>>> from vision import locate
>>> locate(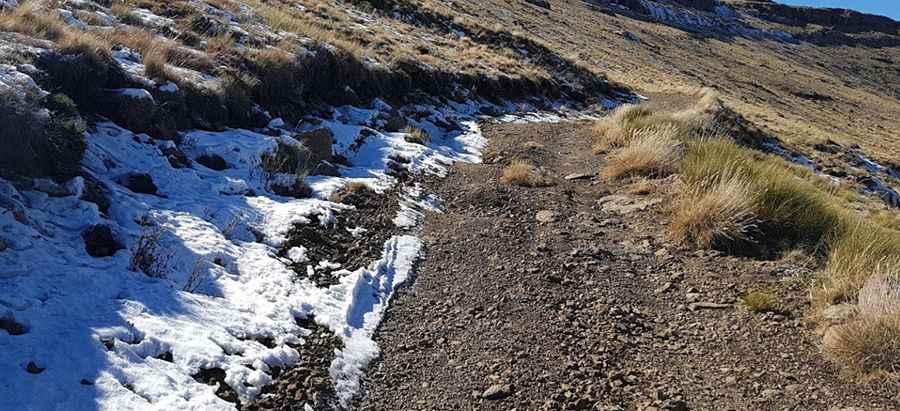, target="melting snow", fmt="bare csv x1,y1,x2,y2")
0,59,610,409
